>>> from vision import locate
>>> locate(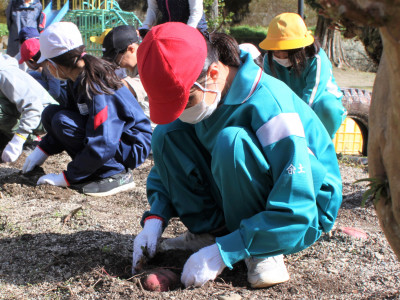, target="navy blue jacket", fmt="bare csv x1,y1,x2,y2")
41,79,152,183
6,0,43,56
156,0,207,32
